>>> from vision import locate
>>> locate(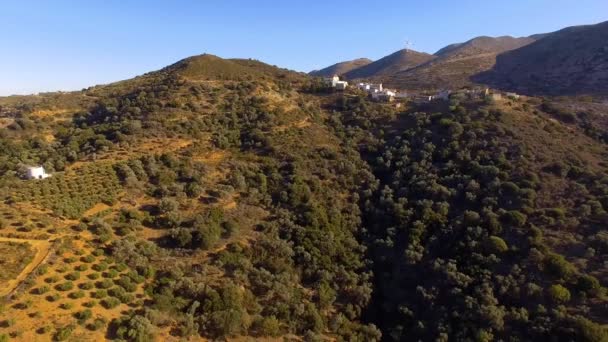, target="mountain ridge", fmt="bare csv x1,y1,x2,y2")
309,58,373,77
